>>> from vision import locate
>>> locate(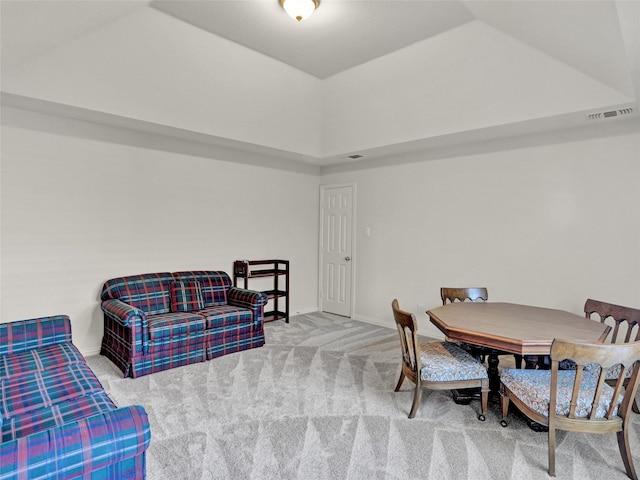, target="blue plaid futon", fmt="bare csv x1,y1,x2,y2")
0,315,150,479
